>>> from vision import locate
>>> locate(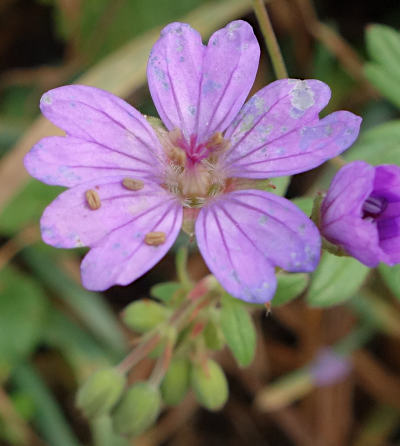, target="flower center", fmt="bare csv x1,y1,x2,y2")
362,196,388,220
158,127,230,208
